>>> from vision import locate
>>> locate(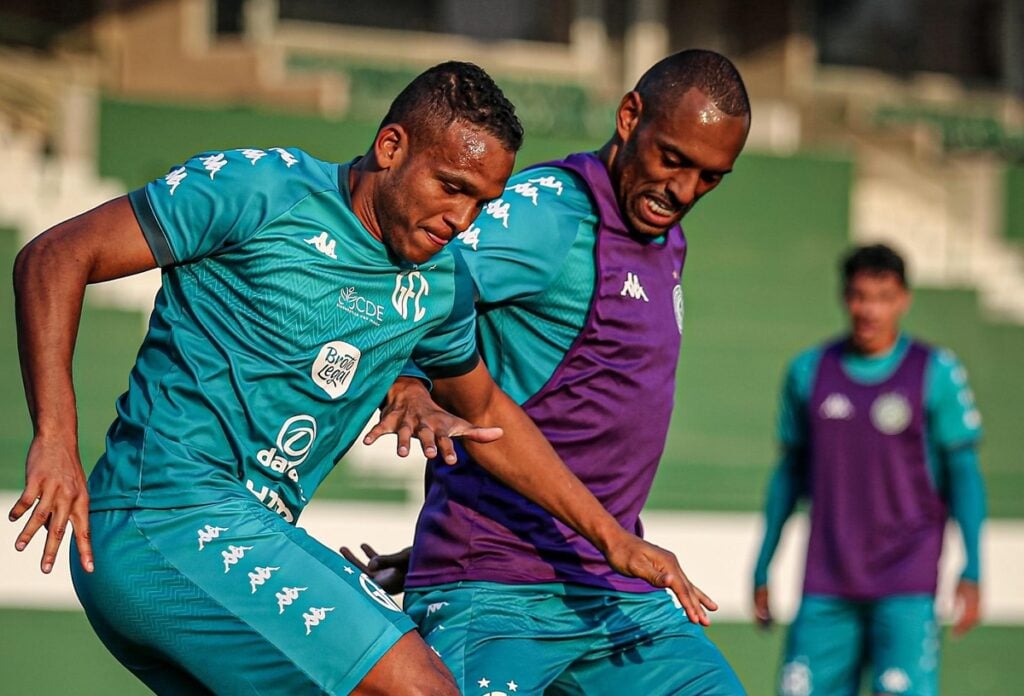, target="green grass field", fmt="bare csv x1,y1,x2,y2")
0,609,1019,695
